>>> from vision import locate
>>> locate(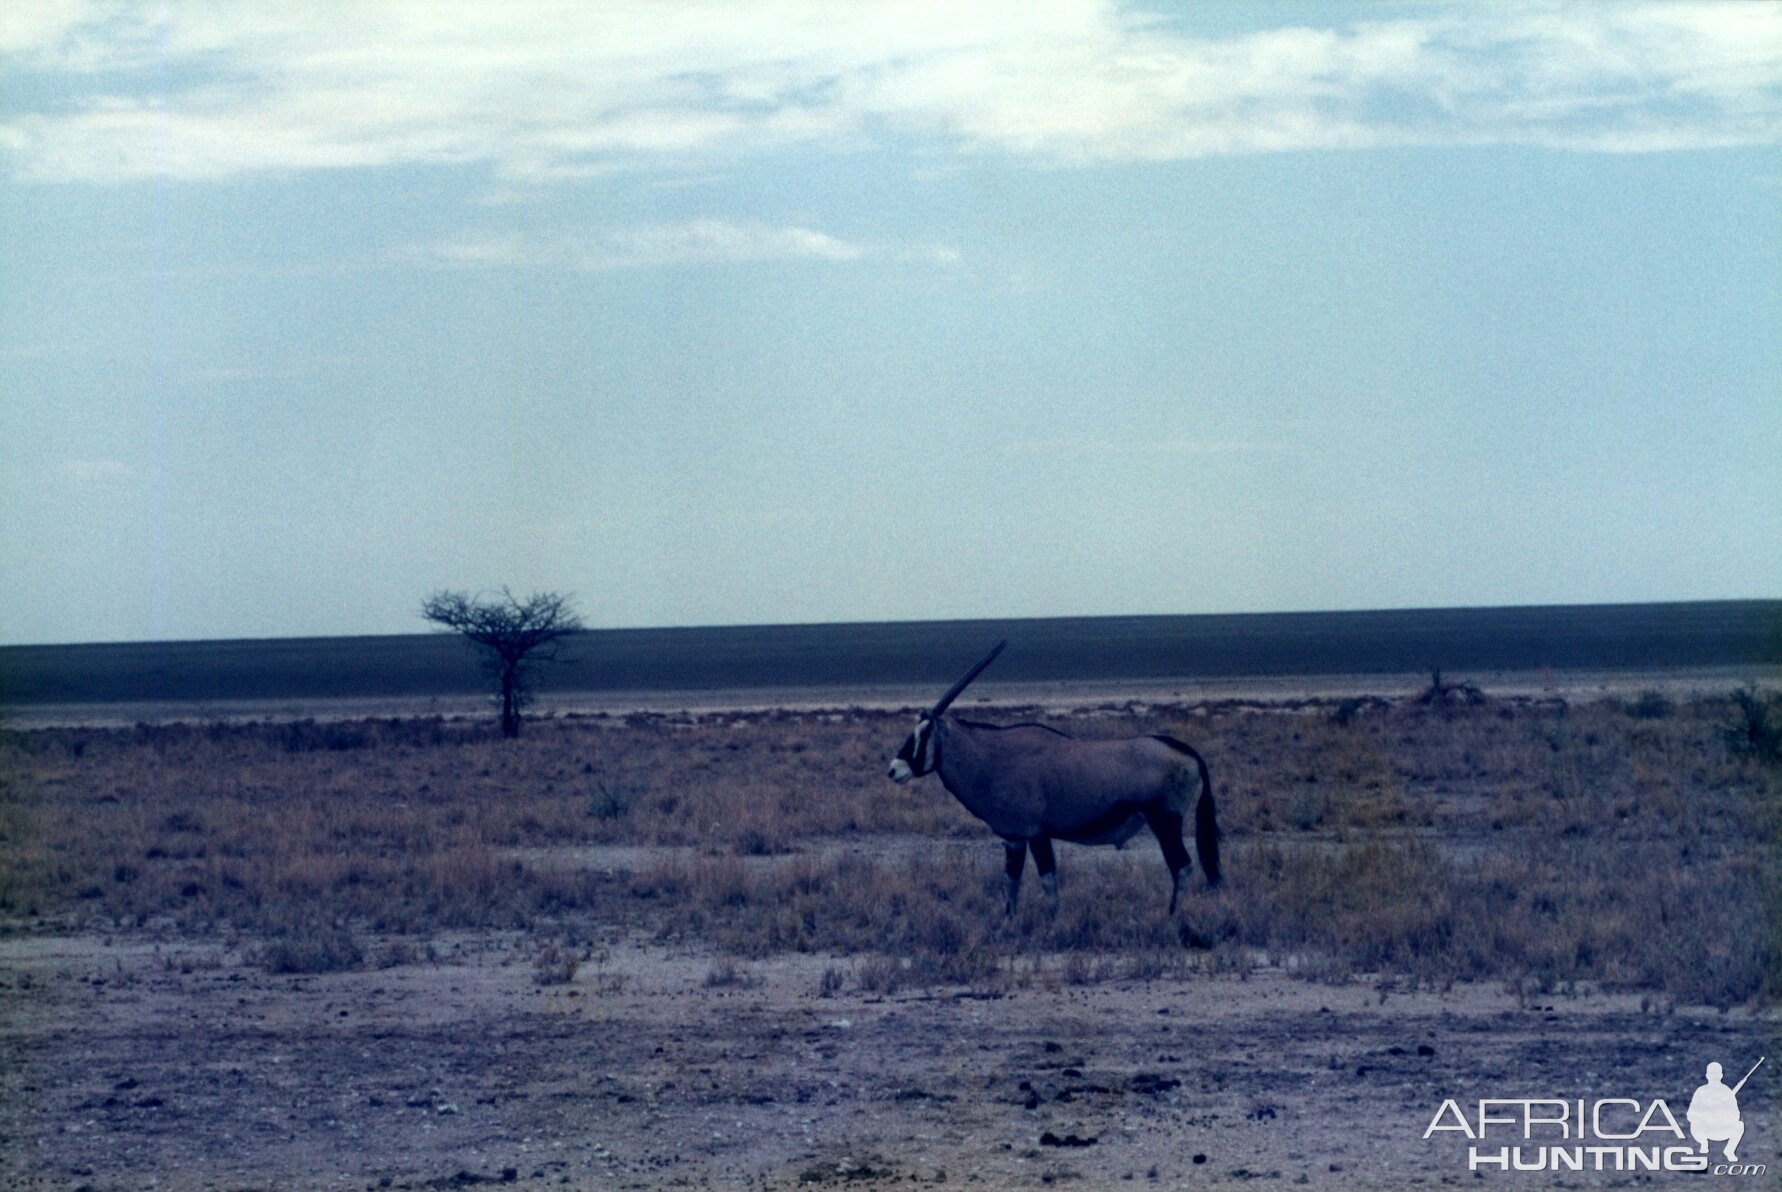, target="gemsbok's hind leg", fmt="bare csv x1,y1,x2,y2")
1143,808,1193,912
1031,836,1059,906
1001,839,1027,915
